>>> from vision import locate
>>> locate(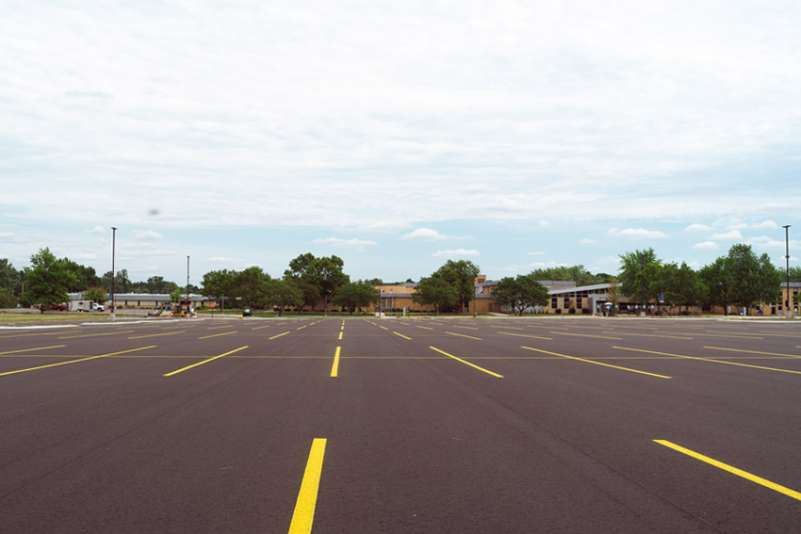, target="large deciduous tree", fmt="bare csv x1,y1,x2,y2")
412,276,458,314
493,275,549,315
264,279,303,316
23,248,76,312
333,281,379,314
432,260,480,313
284,253,349,312
618,248,660,309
